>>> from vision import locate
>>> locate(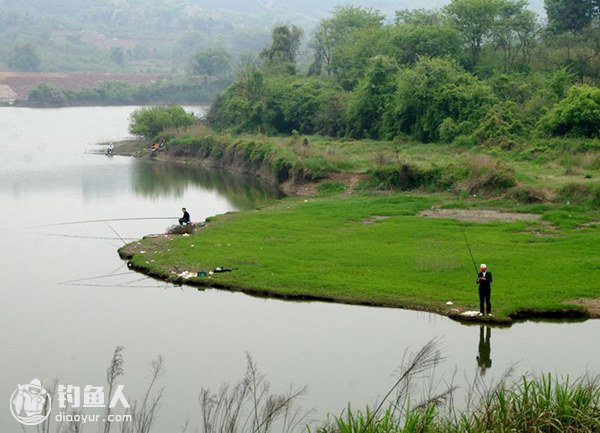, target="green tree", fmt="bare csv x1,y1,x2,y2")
129,106,196,138
347,55,398,138
445,0,503,69
27,84,65,106
110,47,125,66
207,67,271,132
95,81,135,104
389,23,462,65
260,25,303,73
329,16,461,90
539,84,600,137
189,48,231,77
326,27,390,89
395,9,447,26
383,57,497,142
492,0,538,69
266,76,342,134
8,43,41,71
544,0,599,33
309,6,385,75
